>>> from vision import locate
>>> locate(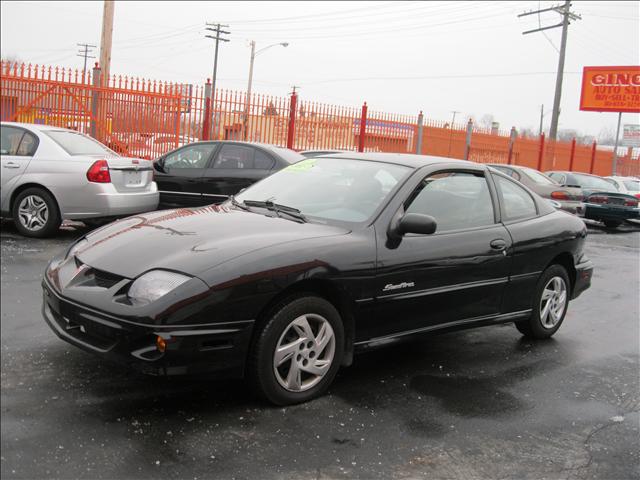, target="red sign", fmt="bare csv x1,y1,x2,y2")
579,66,640,113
